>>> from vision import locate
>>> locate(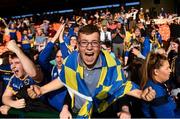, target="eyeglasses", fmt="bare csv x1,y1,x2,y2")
79,41,100,47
